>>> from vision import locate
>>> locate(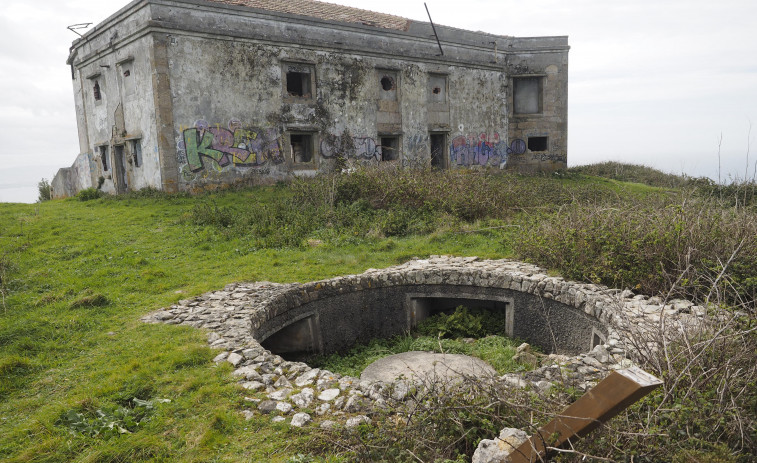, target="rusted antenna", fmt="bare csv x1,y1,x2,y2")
424,3,444,56
67,23,93,37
